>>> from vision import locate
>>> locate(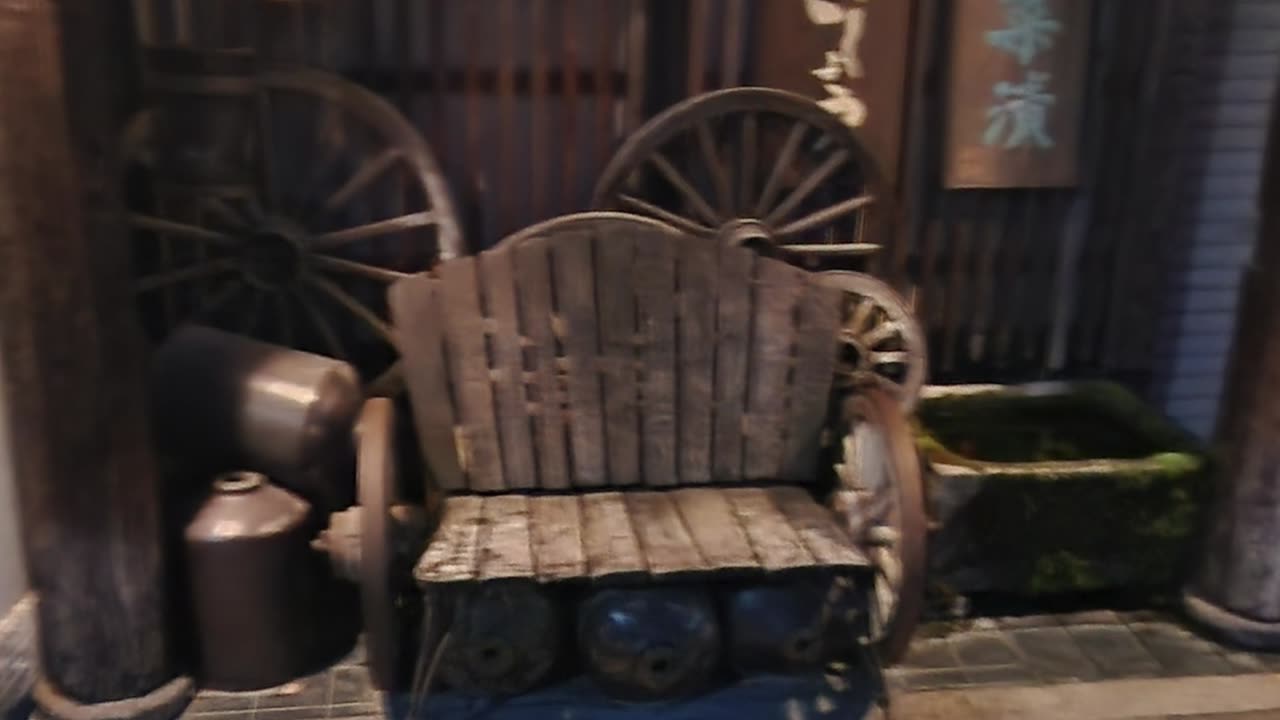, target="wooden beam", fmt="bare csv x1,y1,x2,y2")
0,0,188,712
